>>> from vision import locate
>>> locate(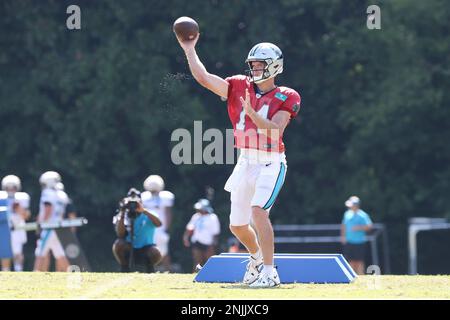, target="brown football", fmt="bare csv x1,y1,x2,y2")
173,16,199,41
